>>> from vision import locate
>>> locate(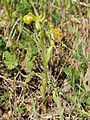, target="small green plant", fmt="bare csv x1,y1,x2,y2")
3,51,18,70
52,88,64,120
18,102,26,114
0,91,10,109
73,43,86,62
